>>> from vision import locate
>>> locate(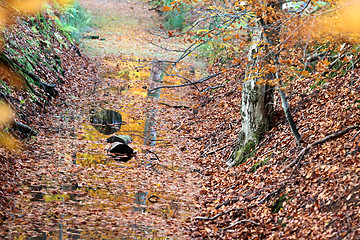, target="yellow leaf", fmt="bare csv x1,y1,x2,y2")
0,102,12,125
8,0,46,13
0,8,7,27
0,131,18,150
55,0,75,6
